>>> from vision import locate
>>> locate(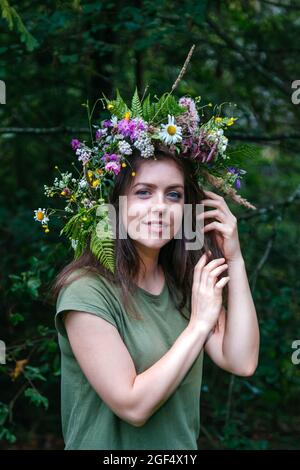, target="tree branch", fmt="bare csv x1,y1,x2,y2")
205,16,291,97
239,184,300,221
